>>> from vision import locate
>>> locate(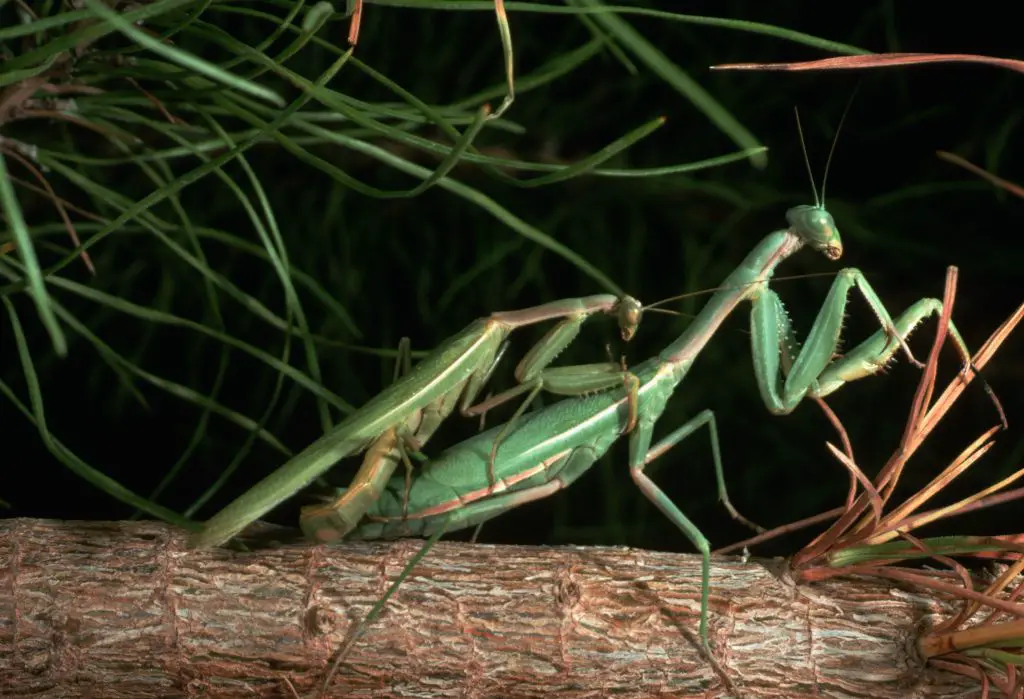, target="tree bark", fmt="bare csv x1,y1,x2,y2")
0,519,982,698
